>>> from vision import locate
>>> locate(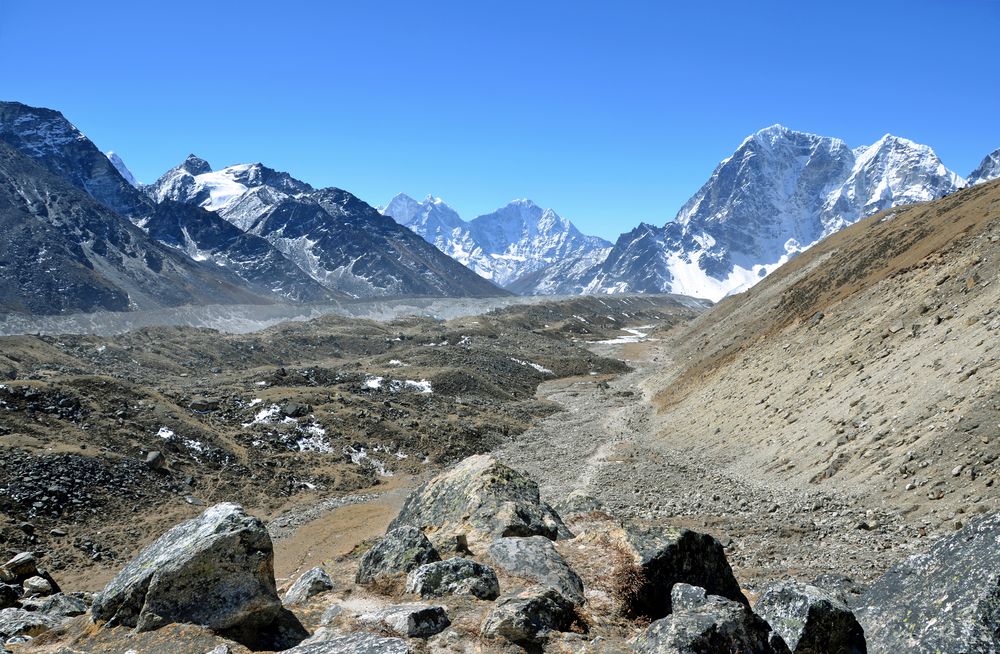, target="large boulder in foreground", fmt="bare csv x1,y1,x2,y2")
356,527,440,585
387,455,570,549
599,523,746,619
91,503,282,632
632,584,789,654
754,581,866,653
487,536,585,604
855,511,1000,654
